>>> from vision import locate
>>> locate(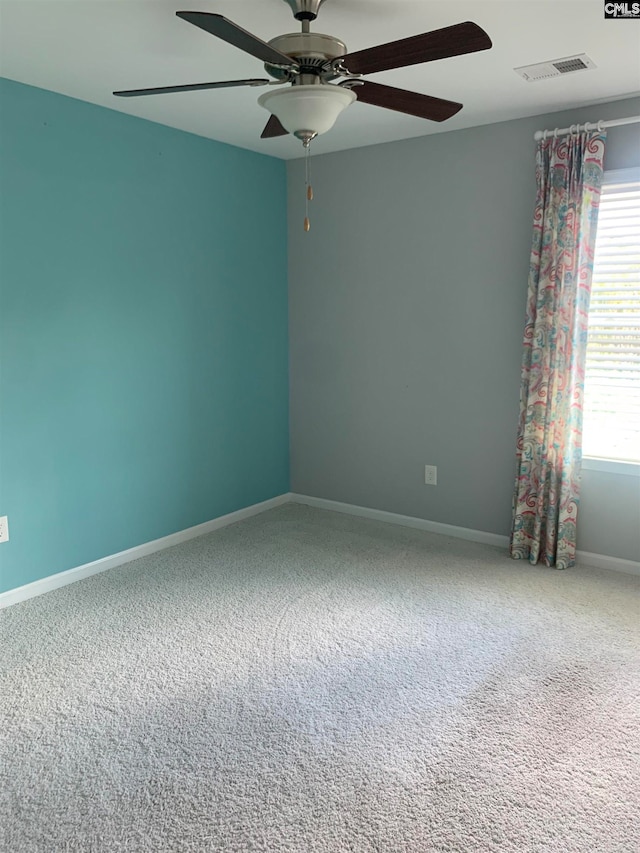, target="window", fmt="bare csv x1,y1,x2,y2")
582,167,640,465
